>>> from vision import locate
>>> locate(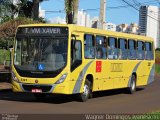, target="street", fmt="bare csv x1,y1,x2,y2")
0,74,160,114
